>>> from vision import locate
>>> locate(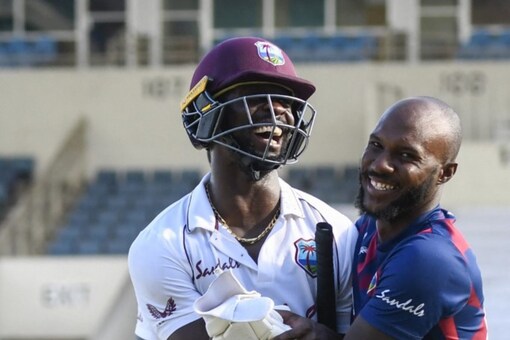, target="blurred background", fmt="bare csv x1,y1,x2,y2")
0,0,508,339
